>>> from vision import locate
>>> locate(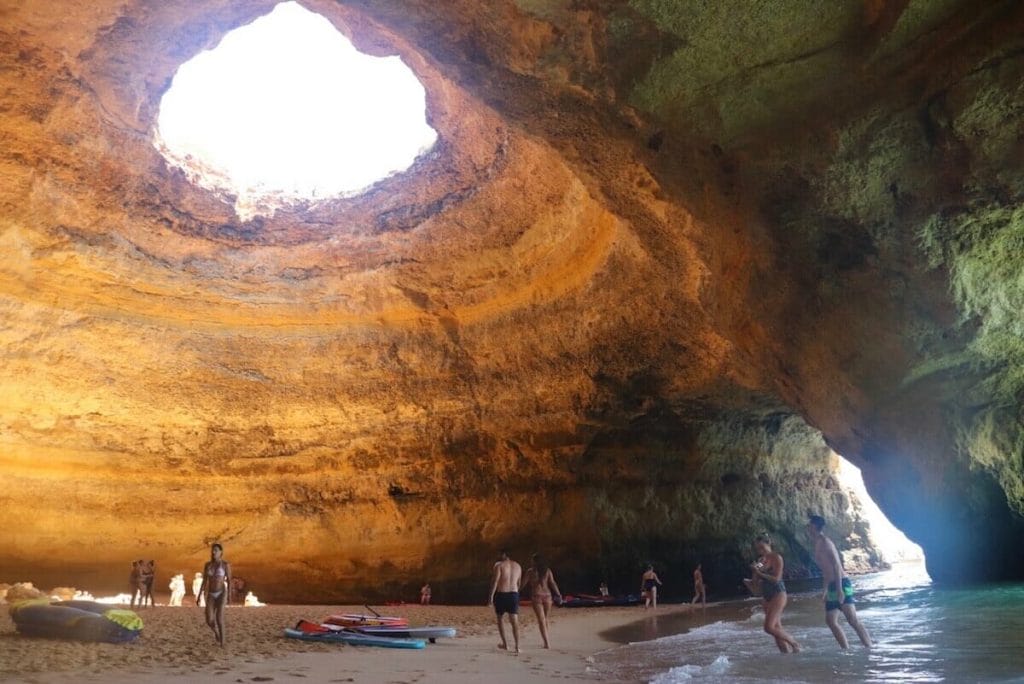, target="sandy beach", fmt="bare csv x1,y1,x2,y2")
0,601,698,683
